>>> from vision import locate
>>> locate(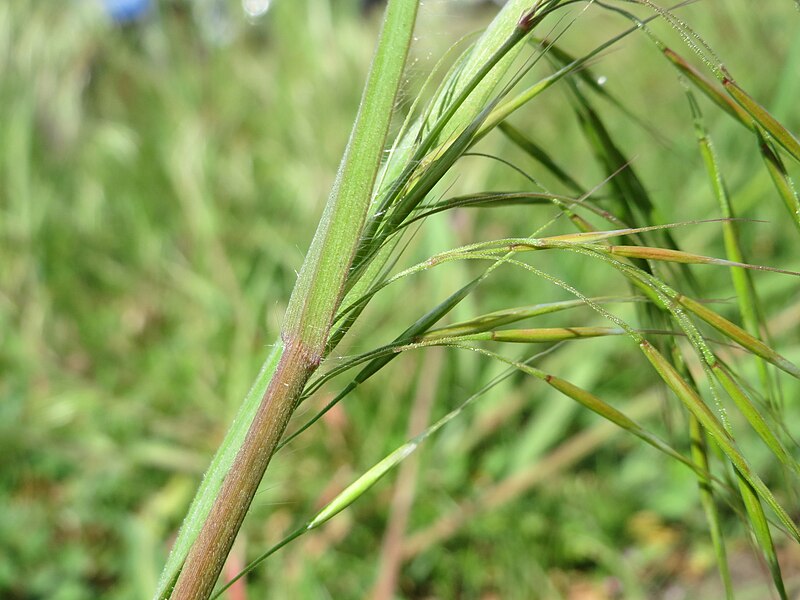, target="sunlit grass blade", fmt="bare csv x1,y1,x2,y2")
712,363,796,473
722,77,800,164
421,0,560,146
677,295,800,379
689,416,734,600
594,244,799,275
689,90,782,411
465,346,704,475
542,219,733,244
640,341,800,543
307,442,419,530
736,474,788,599
662,46,752,128
758,129,800,234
